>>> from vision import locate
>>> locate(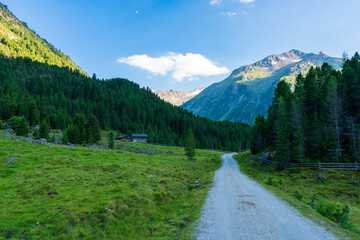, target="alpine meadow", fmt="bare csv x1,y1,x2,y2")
1,1,360,240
